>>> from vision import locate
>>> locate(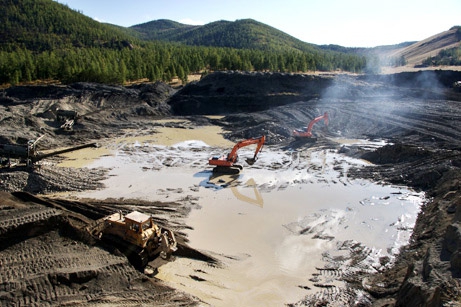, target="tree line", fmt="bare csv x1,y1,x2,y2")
0,42,367,85
422,46,461,67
